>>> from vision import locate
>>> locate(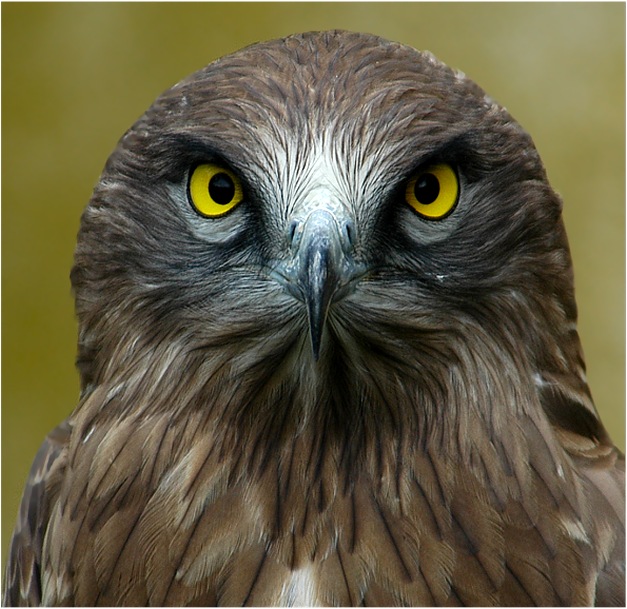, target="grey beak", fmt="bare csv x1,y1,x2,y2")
287,210,357,360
